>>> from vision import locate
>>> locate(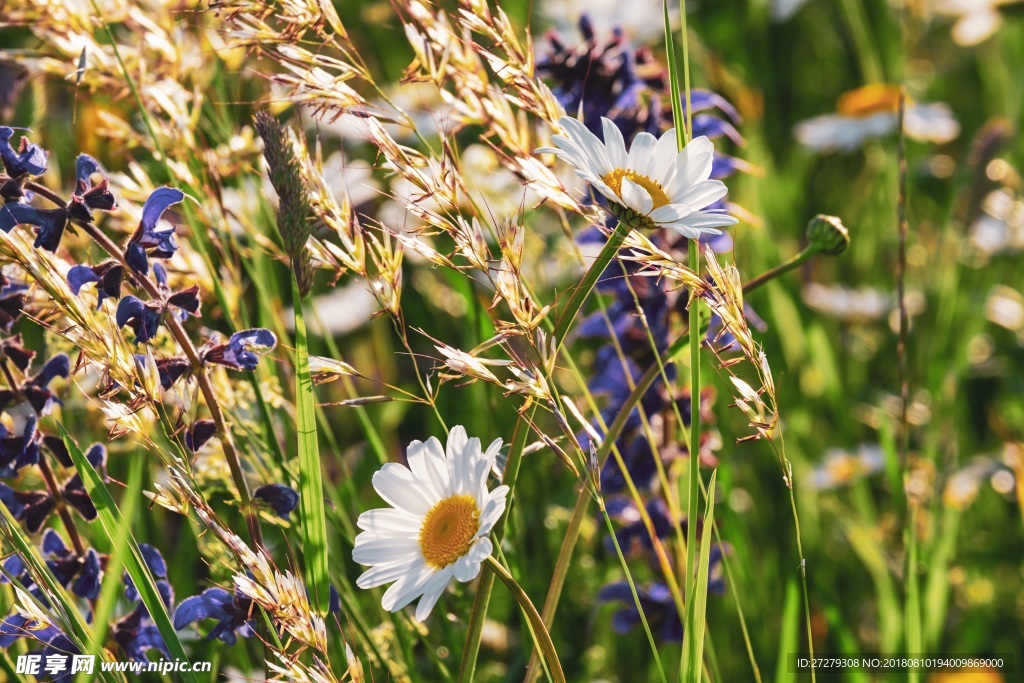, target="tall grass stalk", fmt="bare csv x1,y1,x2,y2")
293,275,331,615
